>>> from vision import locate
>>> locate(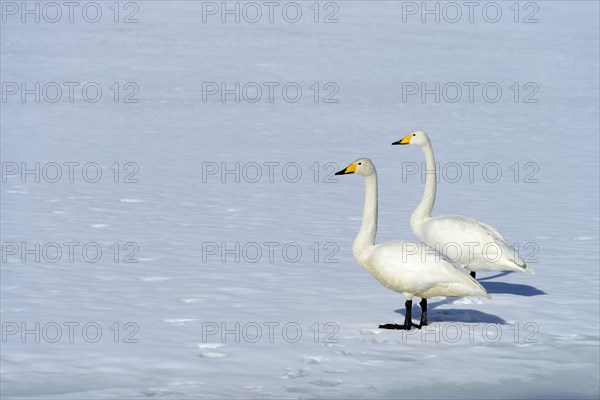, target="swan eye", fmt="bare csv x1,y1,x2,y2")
358,162,362,165
413,134,416,136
